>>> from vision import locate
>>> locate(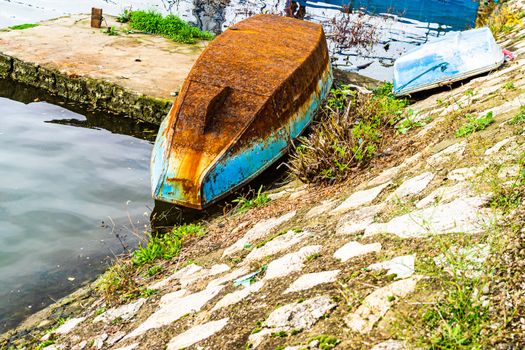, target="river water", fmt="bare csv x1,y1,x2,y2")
0,82,153,332
0,0,479,333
